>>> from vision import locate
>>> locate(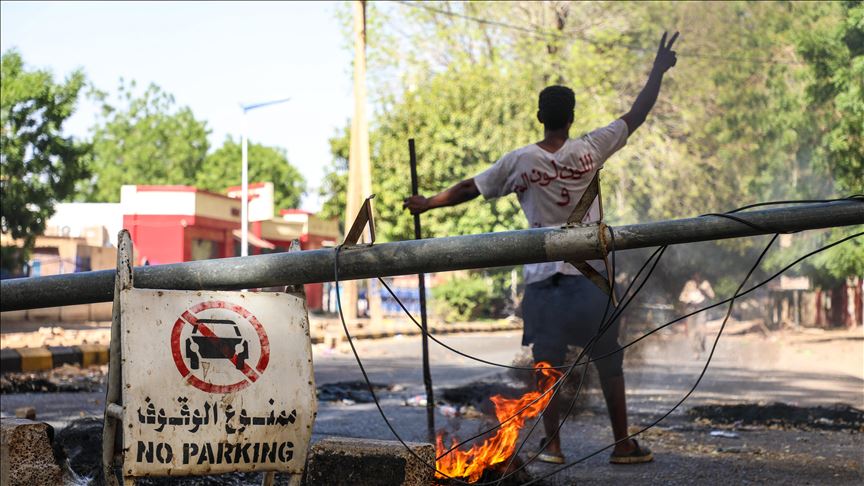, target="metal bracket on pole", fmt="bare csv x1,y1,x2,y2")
283,240,307,296
565,172,618,306
342,195,376,247
103,230,134,486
